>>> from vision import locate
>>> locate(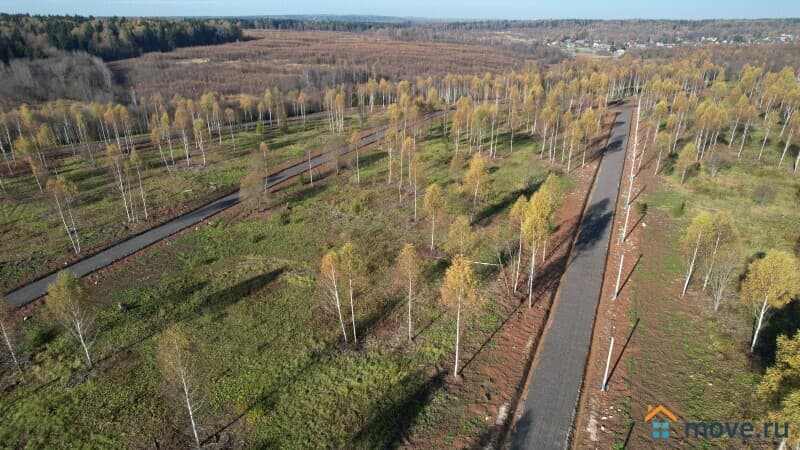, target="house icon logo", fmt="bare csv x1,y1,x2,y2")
645,404,678,439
